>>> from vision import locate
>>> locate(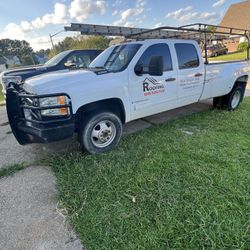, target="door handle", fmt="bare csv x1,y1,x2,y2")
194,73,203,77
165,77,176,82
